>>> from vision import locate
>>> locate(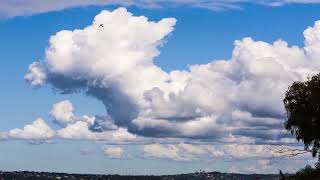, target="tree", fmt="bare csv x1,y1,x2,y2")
294,162,320,179
283,73,320,158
